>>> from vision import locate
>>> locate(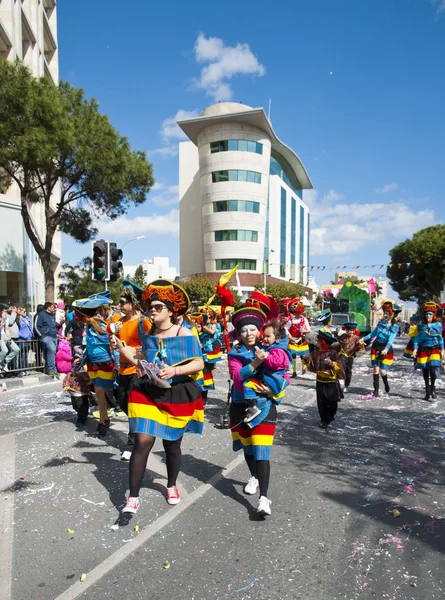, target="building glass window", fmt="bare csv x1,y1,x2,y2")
280,187,287,278
299,206,305,272
213,200,260,213
291,197,296,268
270,154,303,197
210,140,263,155
212,170,262,184
215,230,258,242
216,259,257,270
